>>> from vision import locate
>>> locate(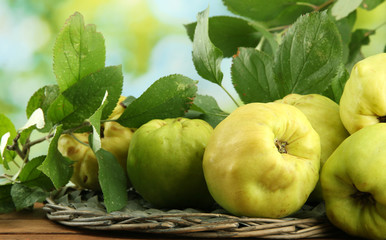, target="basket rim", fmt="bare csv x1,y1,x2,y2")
42,188,345,239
